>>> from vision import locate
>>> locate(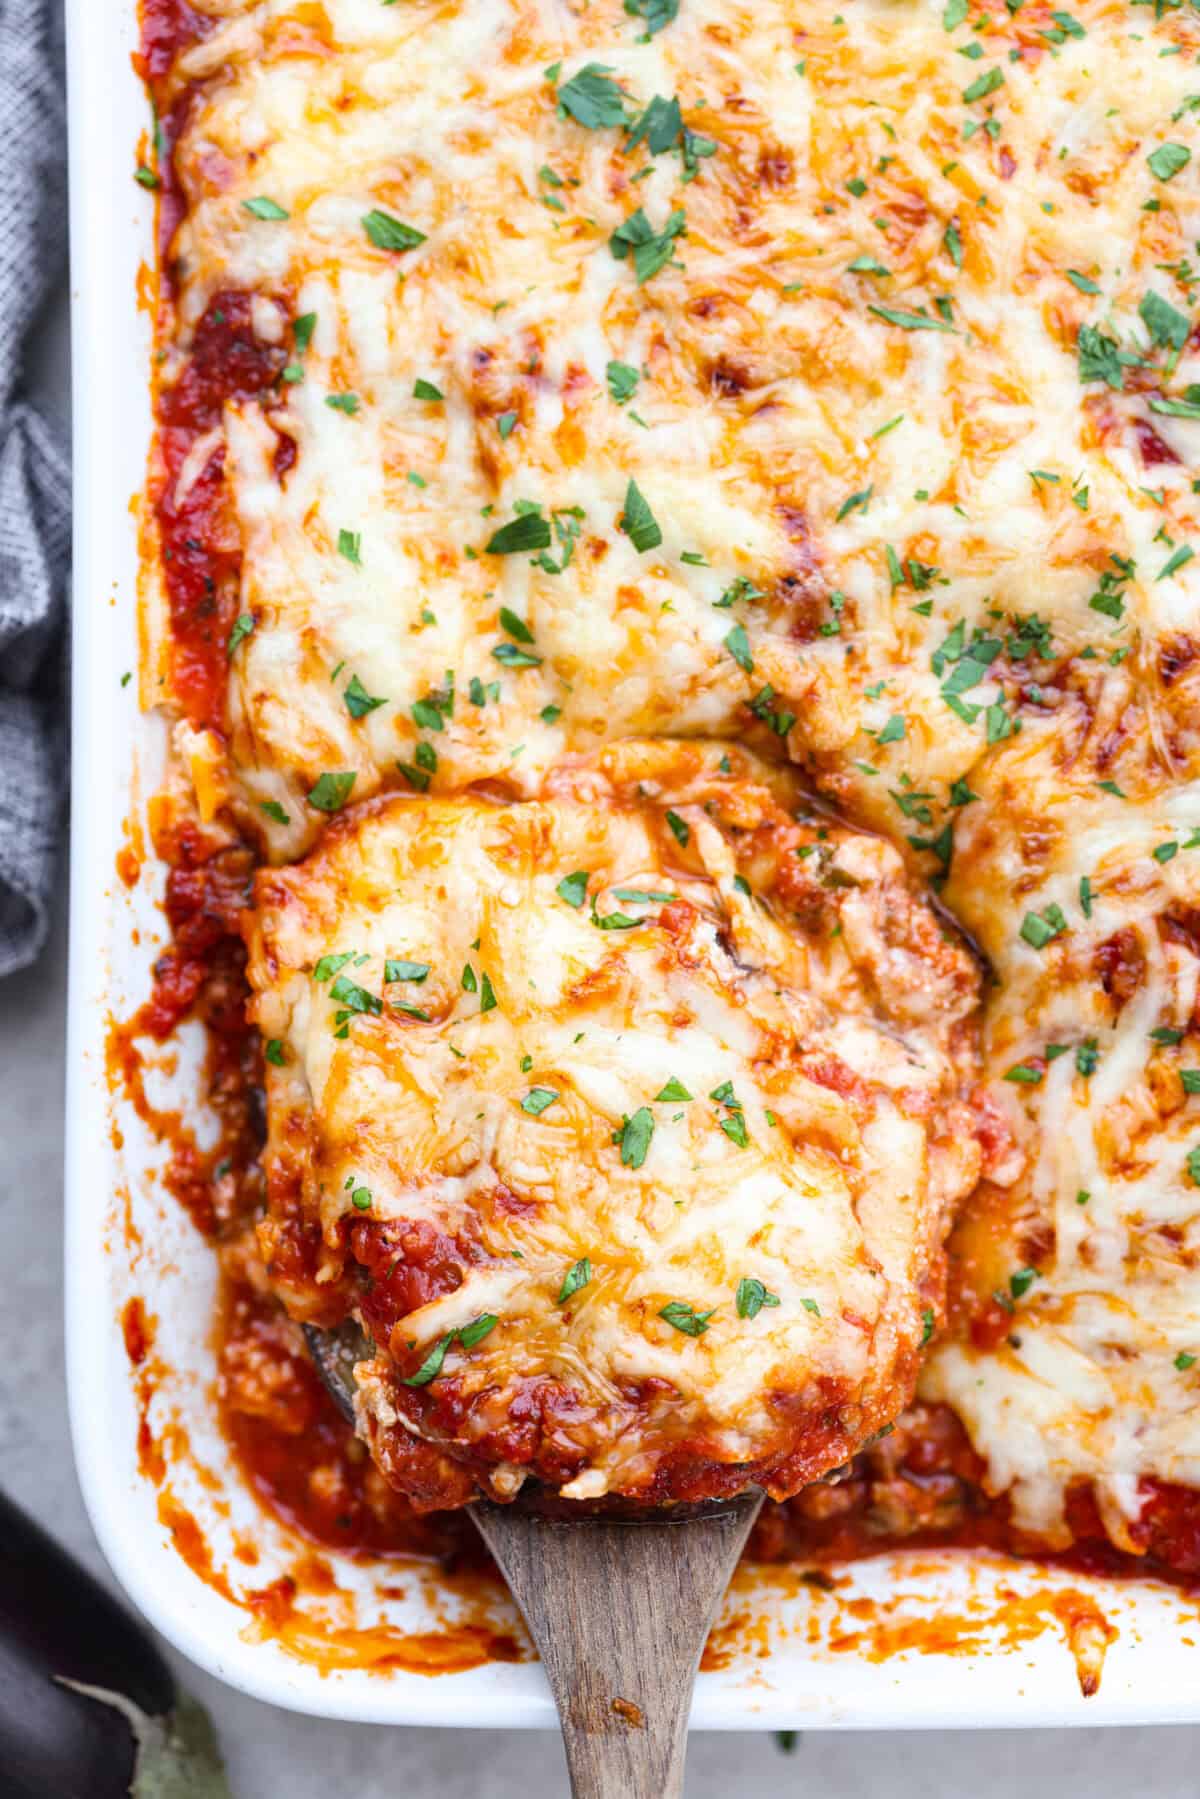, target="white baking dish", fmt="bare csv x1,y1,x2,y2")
62,0,1200,1732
